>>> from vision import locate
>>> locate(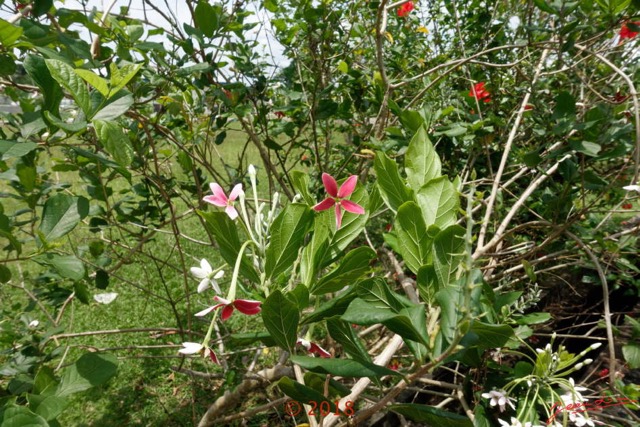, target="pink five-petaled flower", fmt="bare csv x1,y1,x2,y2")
313,173,365,228
619,22,639,43
397,1,414,17
297,339,331,358
469,82,491,103
195,296,262,320
203,183,244,220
